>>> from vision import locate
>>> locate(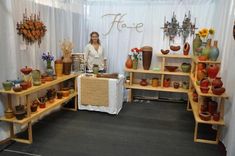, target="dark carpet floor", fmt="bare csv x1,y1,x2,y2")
0,101,222,156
